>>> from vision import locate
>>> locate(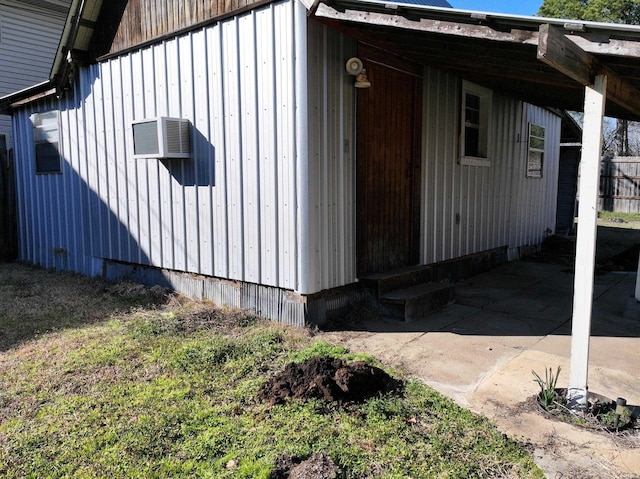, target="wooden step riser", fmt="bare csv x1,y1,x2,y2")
381,283,455,322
